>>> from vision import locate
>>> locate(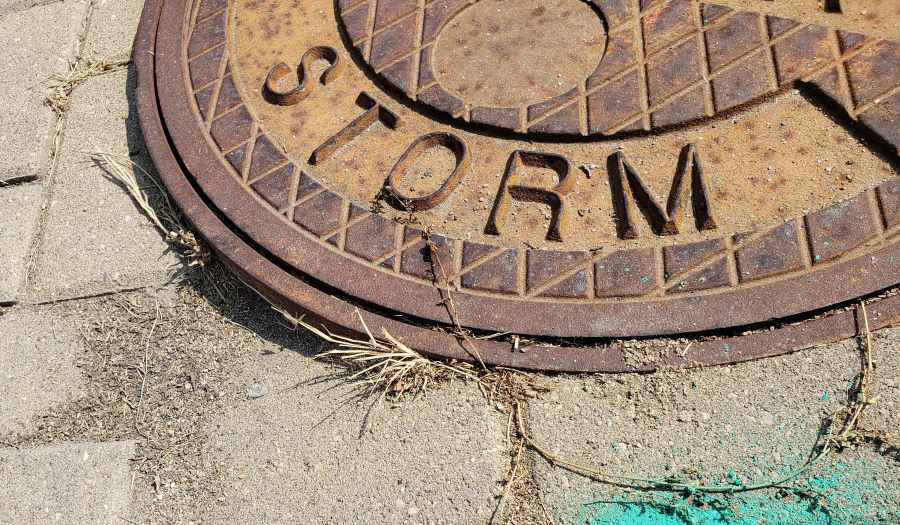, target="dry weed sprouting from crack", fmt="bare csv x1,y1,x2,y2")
276,307,482,401
424,232,488,369
89,150,211,268
825,304,894,451
266,265,893,521
273,305,552,523
44,57,131,163
274,305,549,406
511,302,889,500
44,57,130,117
